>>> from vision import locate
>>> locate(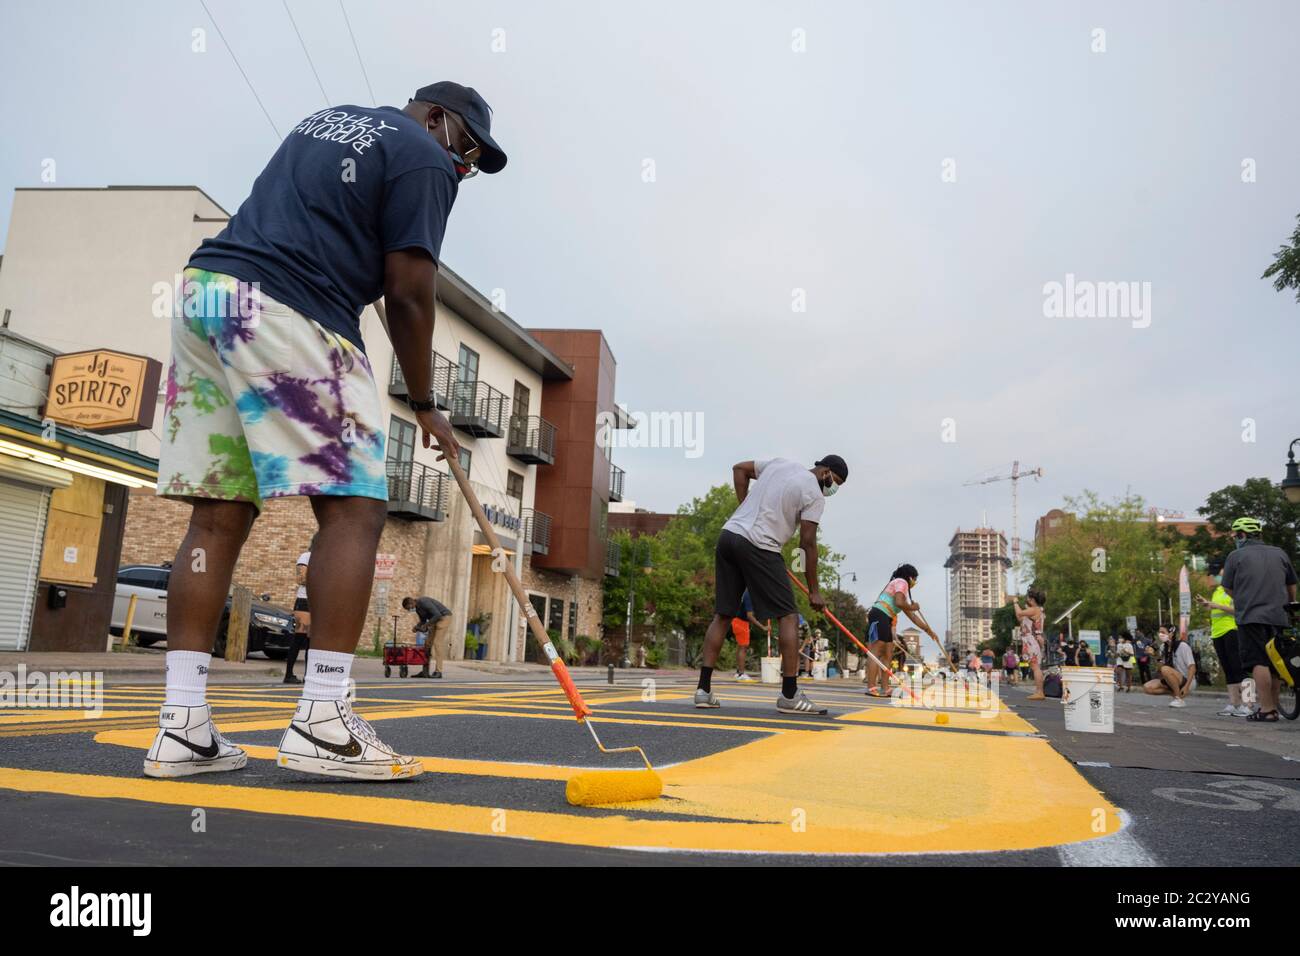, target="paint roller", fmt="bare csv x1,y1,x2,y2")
373,299,661,807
